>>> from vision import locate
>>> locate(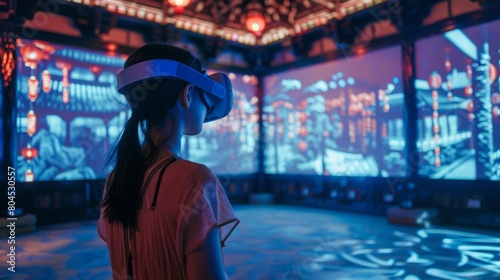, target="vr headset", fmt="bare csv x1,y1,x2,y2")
116,59,233,123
